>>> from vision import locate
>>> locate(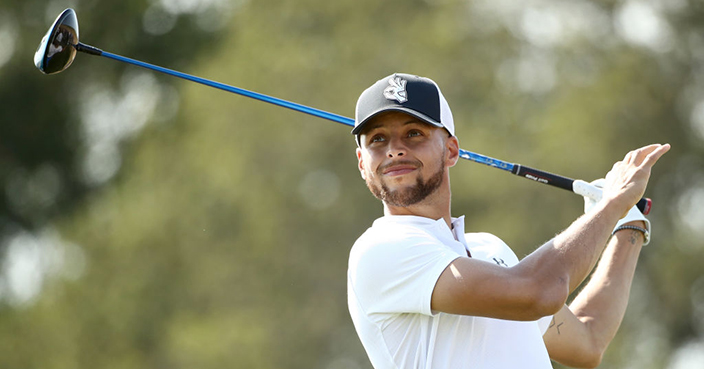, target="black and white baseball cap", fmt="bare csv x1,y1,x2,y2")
352,73,455,143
